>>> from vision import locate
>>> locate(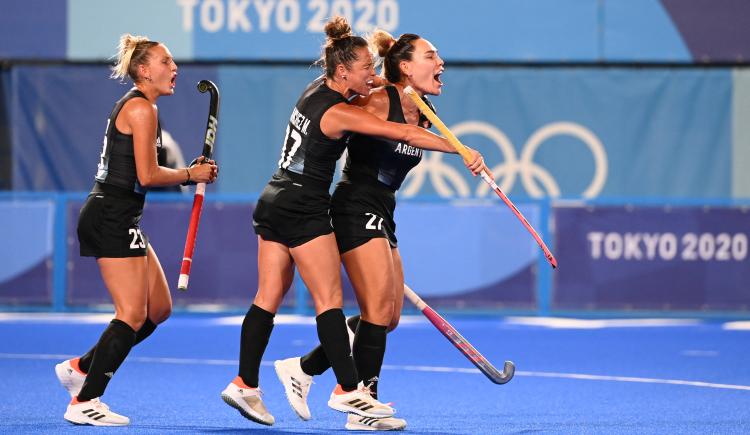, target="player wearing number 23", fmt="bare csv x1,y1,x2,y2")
54,34,217,426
